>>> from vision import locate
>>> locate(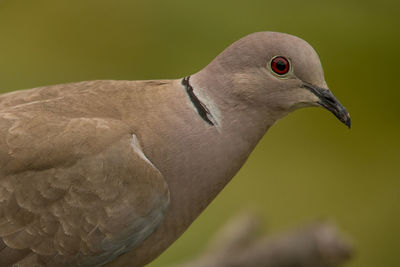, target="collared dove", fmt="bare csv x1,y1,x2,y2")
0,32,350,267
